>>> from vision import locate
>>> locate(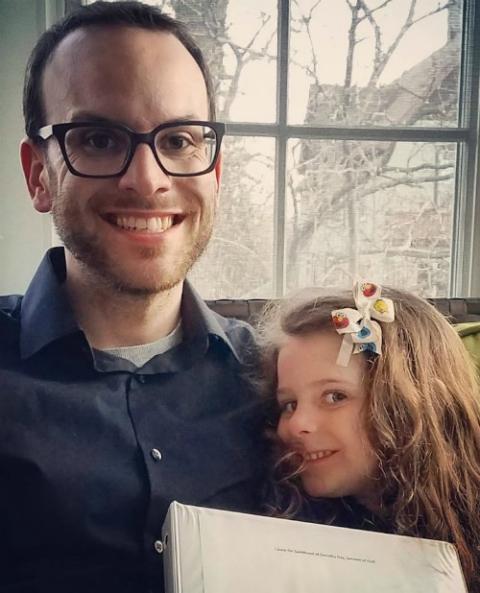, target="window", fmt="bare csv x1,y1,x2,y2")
84,0,480,299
